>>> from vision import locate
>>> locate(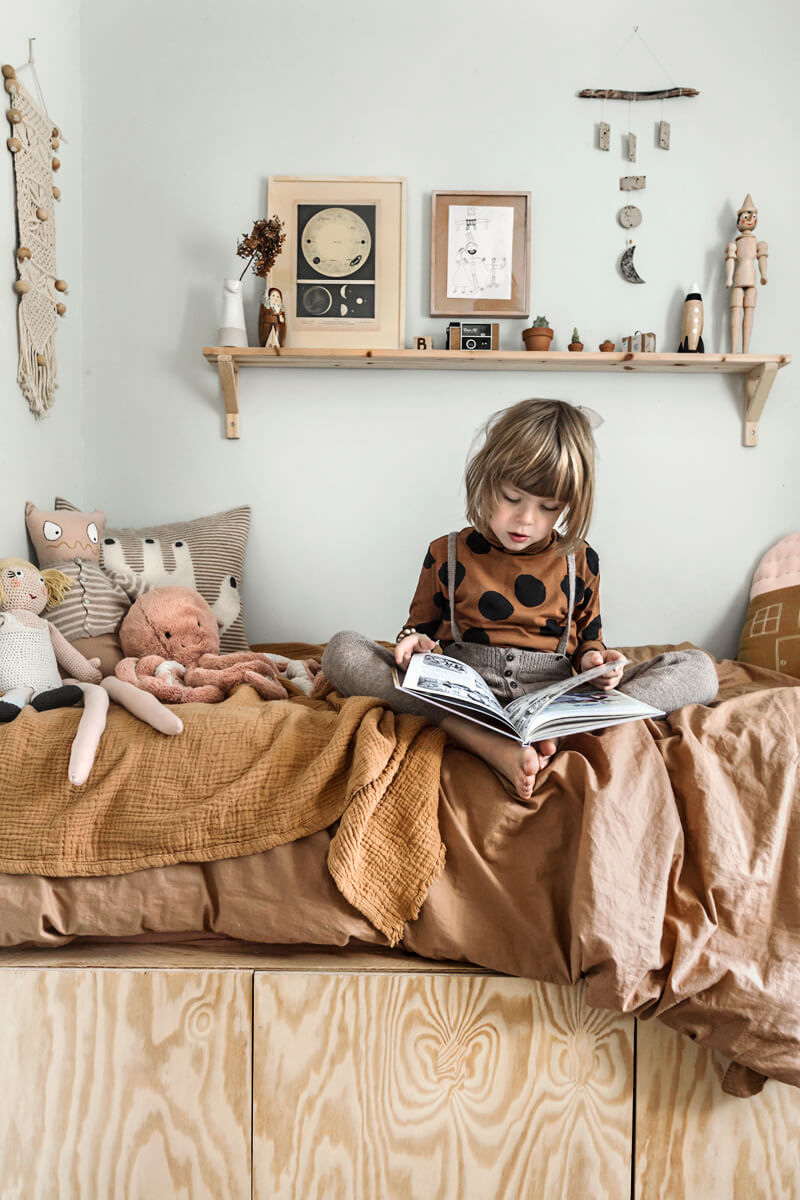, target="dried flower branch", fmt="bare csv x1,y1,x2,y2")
236,215,286,281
